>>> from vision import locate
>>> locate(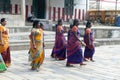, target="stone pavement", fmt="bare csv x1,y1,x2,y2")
0,45,120,80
